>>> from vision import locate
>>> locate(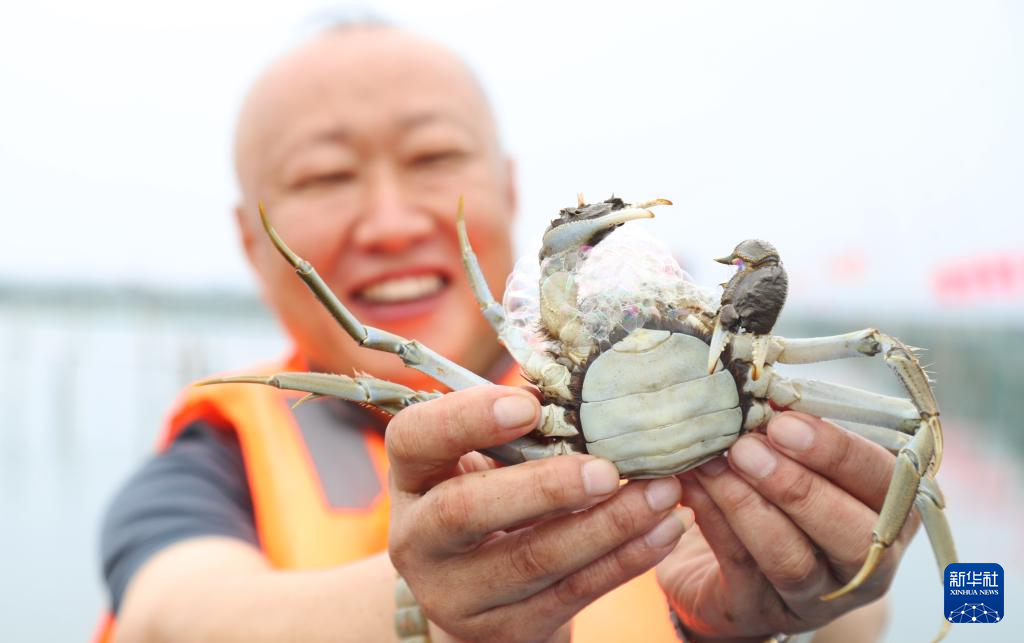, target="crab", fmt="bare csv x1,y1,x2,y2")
204,196,956,636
